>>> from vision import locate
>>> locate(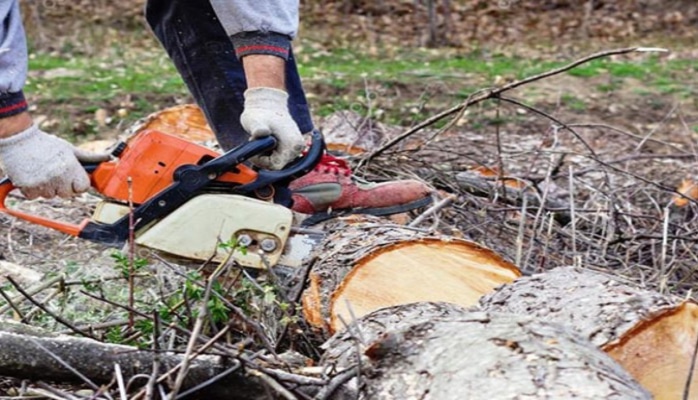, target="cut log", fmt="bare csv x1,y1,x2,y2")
130,103,218,144
301,217,521,336
322,302,651,399
479,266,698,399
